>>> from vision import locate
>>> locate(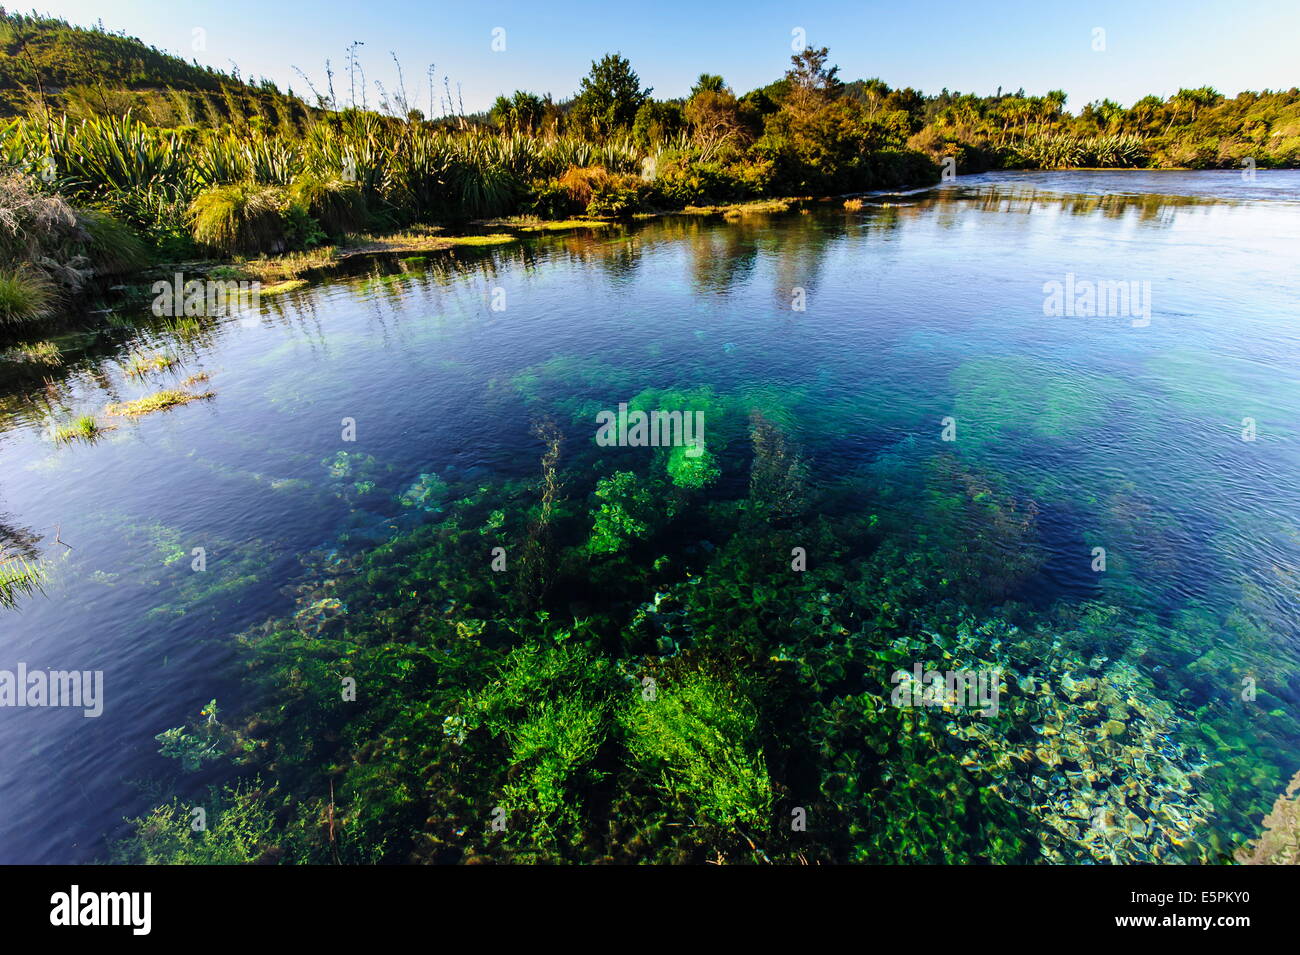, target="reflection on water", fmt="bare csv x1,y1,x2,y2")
1,171,1298,863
